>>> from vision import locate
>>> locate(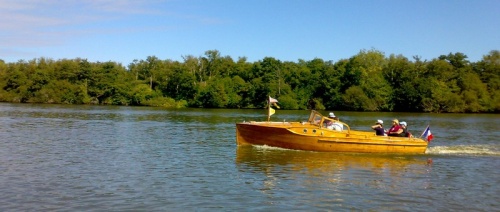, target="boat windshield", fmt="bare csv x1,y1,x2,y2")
308,110,324,126
307,110,351,132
